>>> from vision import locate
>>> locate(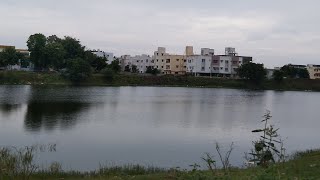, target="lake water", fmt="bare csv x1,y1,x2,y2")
0,85,319,171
